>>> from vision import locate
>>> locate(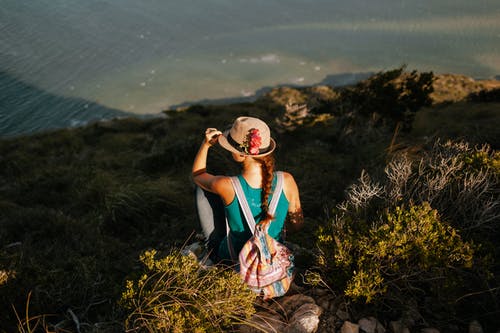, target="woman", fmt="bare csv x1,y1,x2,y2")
192,116,303,262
